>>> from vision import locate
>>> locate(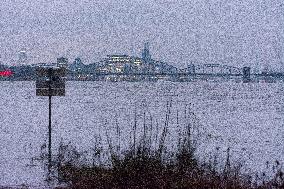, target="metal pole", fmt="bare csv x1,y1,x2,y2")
48,68,52,179
48,94,52,172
